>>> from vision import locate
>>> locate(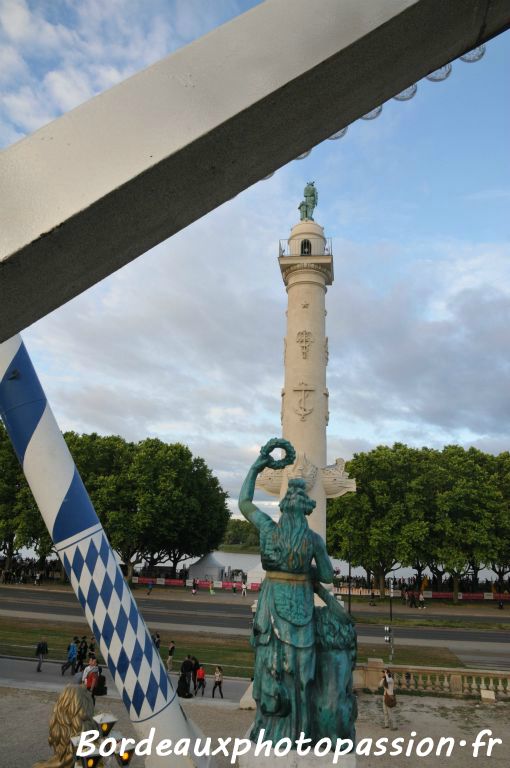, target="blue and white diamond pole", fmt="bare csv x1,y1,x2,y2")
0,335,204,768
